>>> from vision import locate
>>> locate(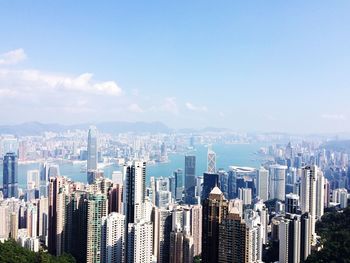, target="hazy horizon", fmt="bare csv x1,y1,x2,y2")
0,1,350,133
